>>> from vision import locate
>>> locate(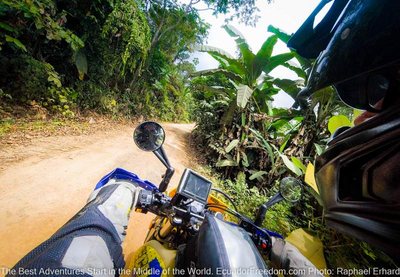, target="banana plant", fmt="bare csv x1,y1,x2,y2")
194,25,296,120
191,25,314,185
